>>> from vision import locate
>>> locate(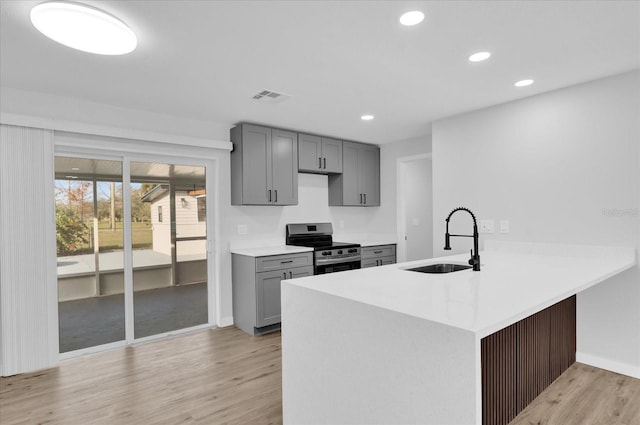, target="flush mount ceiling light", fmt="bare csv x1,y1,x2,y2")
468,51,491,62
361,115,374,121
514,79,534,87
30,1,137,55
399,11,424,26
